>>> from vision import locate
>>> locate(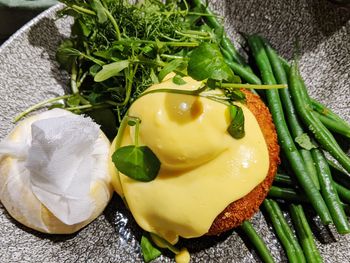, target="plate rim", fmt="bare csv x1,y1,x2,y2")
0,4,63,53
